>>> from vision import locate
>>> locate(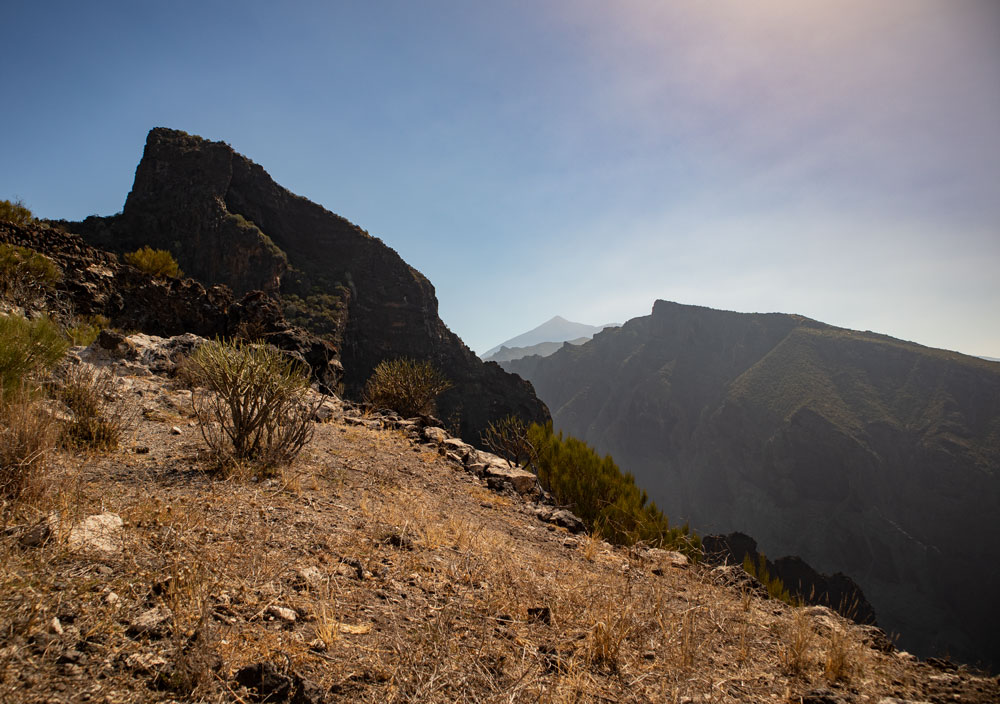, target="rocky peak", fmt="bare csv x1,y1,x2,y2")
69,127,549,444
